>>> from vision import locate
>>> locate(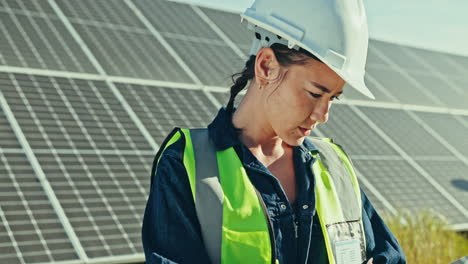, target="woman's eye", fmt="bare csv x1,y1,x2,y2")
309,92,322,98
331,96,341,101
